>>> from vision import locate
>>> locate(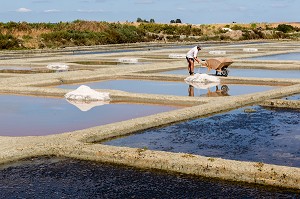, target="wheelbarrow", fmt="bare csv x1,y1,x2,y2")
201,58,233,77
